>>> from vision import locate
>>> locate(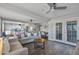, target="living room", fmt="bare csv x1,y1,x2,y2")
0,3,79,55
